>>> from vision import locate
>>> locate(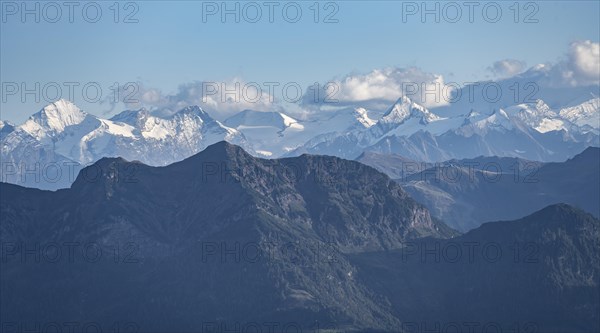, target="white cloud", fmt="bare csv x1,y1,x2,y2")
105,79,280,120
539,40,600,87
488,59,526,78
567,40,599,85
301,67,450,110
100,41,598,120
